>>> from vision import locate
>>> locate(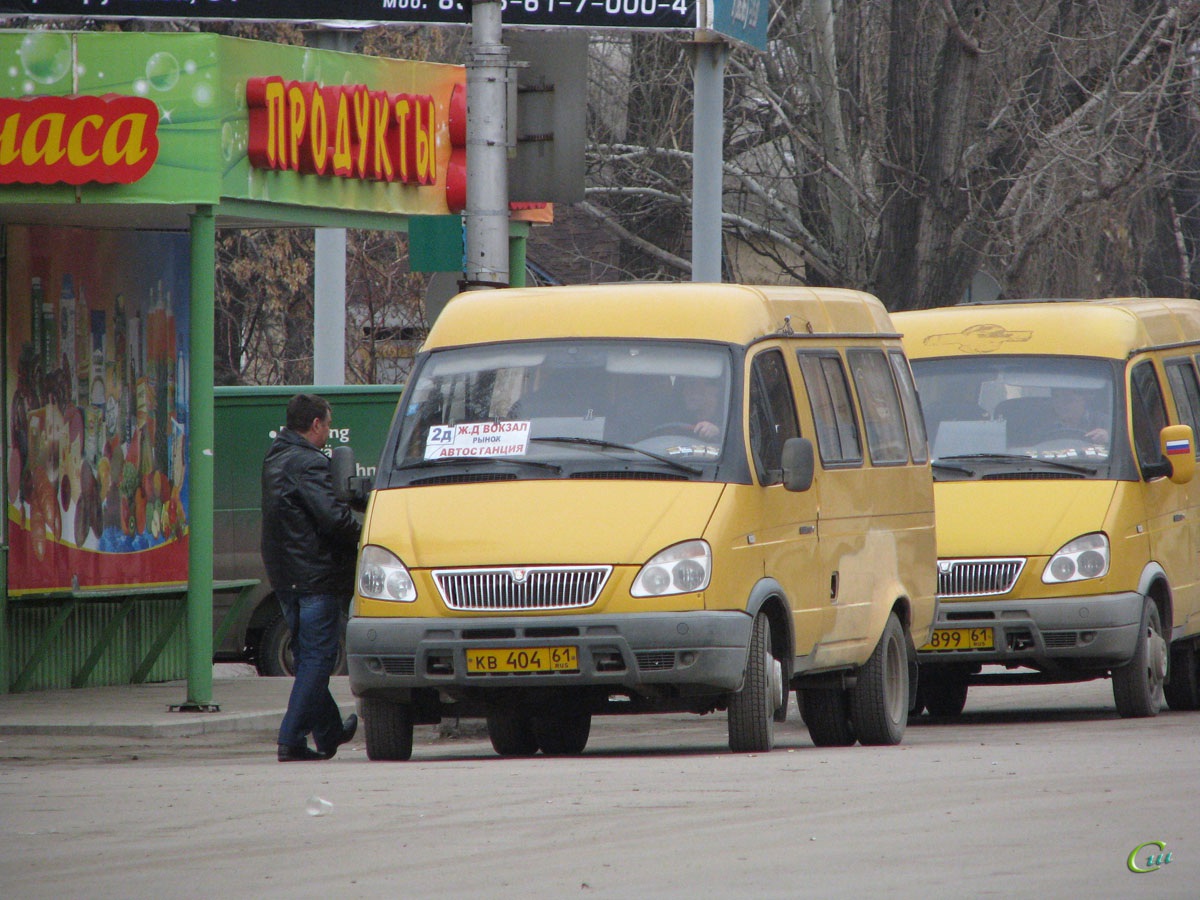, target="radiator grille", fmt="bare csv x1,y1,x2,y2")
937,558,1025,598
434,566,611,611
